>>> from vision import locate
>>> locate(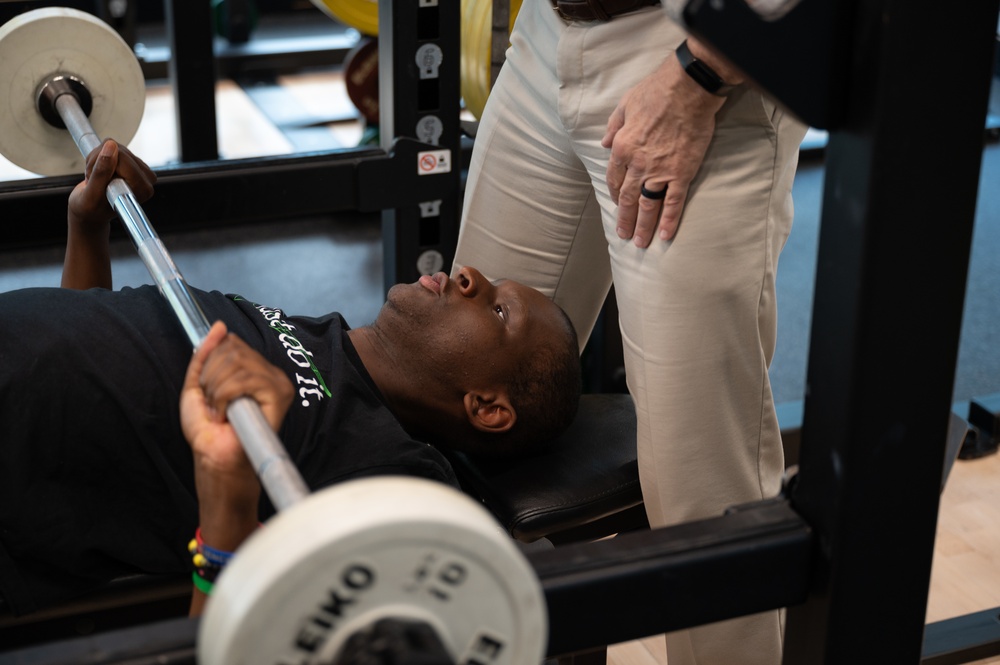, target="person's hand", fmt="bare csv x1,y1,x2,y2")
181,322,293,614
180,321,294,508
62,140,156,290
601,43,732,247
67,139,156,233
